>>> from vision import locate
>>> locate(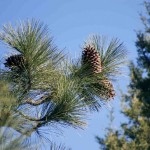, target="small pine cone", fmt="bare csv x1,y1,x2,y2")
4,54,25,70
82,45,102,73
100,78,115,99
